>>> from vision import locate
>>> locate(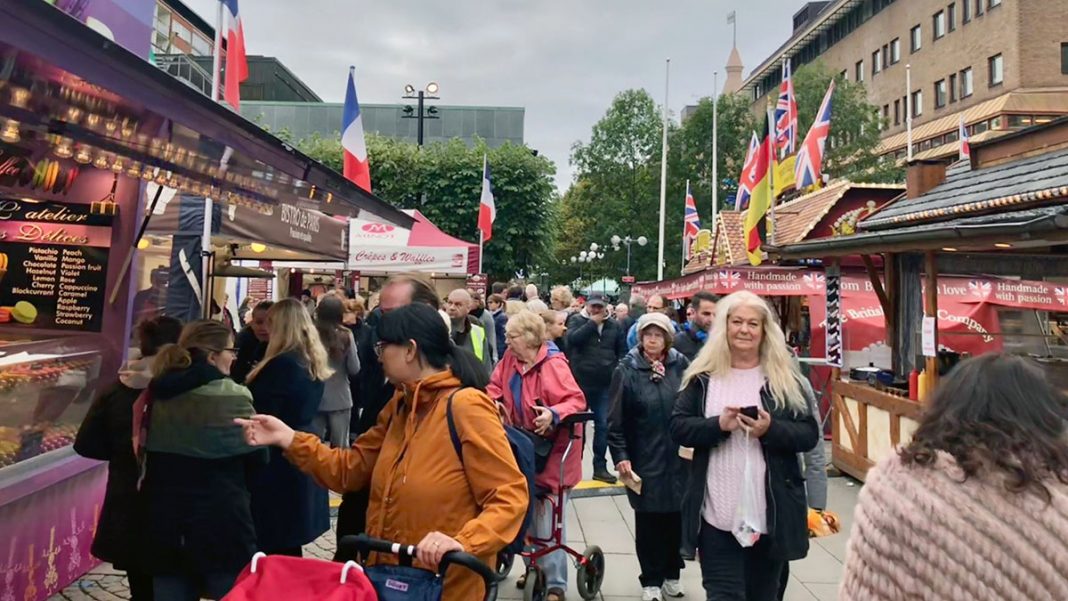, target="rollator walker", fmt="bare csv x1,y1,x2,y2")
497,410,605,601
